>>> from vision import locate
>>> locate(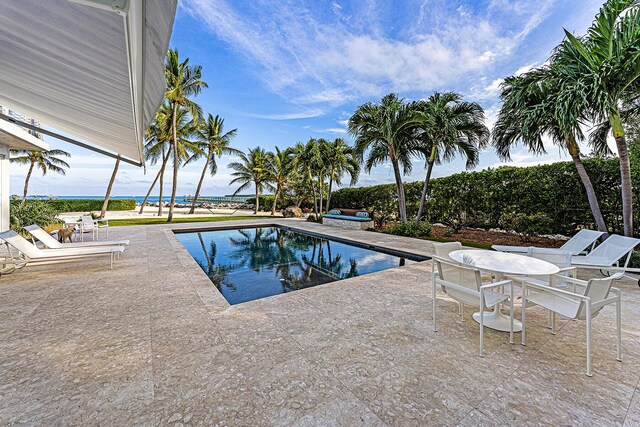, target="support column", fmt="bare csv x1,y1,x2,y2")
0,144,9,232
